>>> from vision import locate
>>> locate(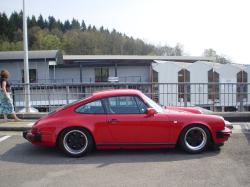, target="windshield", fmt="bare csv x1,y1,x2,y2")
141,94,164,113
